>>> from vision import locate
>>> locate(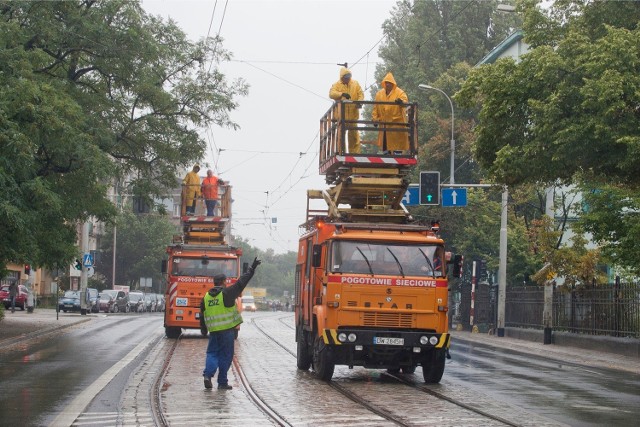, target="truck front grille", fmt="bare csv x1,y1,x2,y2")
363,312,414,328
